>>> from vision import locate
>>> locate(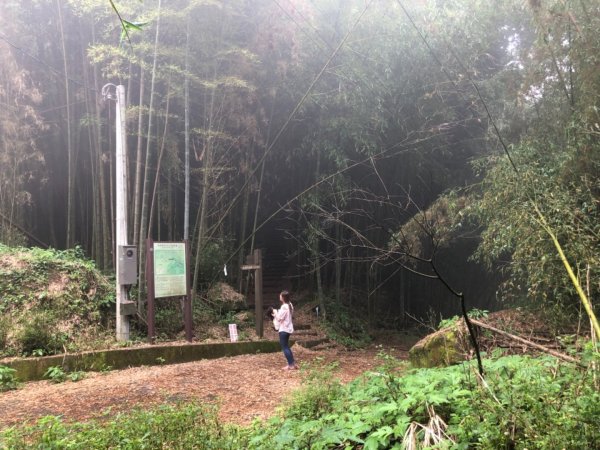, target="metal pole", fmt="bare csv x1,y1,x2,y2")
254,248,263,338
183,21,190,241
146,238,155,343
115,85,130,341
184,239,193,342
